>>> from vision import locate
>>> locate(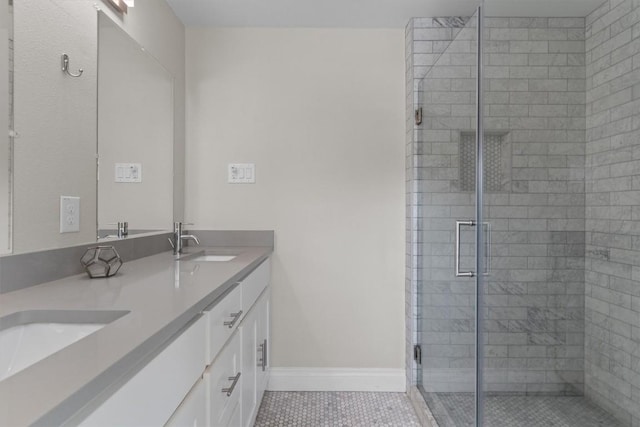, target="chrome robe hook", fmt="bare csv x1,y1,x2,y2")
61,53,83,77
